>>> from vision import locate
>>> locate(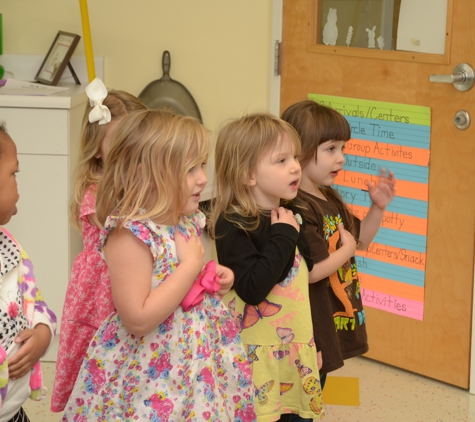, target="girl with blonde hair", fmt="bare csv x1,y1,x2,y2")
51,78,147,412
211,113,324,422
63,110,256,421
